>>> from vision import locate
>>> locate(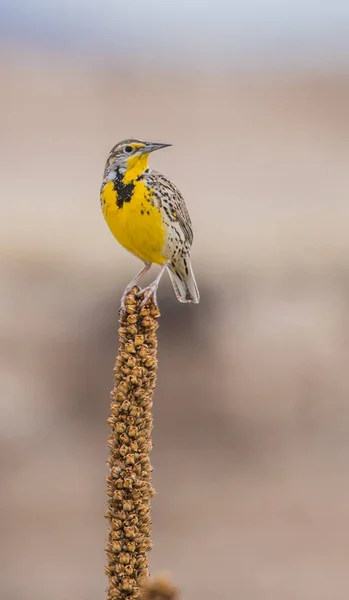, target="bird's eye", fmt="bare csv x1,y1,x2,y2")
124,145,133,154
